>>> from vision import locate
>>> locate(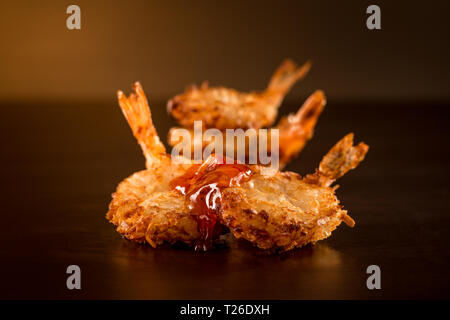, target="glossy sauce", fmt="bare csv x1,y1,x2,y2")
170,156,253,251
